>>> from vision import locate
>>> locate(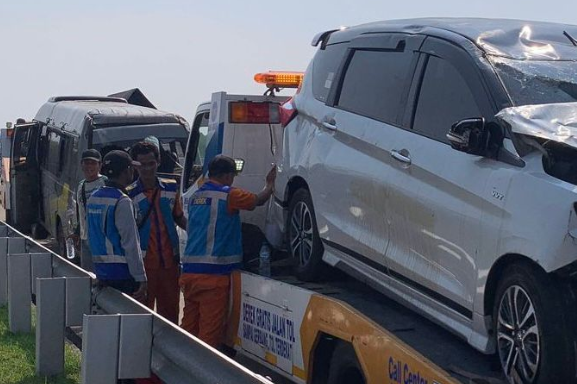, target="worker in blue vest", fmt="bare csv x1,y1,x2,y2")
180,155,276,347
87,150,147,302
